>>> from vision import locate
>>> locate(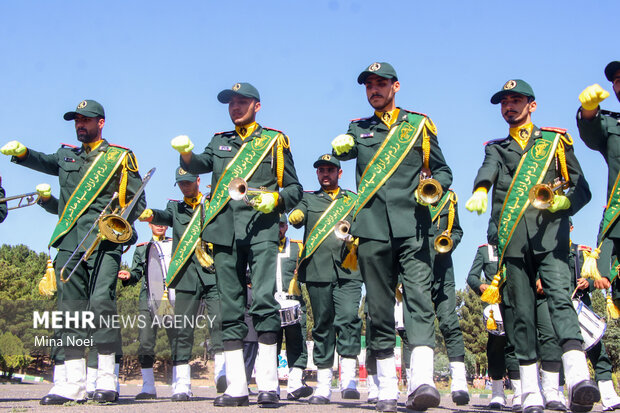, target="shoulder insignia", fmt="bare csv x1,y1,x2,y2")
478,243,489,248
578,245,592,252
167,198,181,203
344,188,358,196
214,130,234,136
601,110,620,120
350,116,372,122
401,109,428,118
483,138,507,146
540,127,568,134
108,143,130,150
304,190,315,194
136,242,149,247
60,143,78,149
262,126,286,135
